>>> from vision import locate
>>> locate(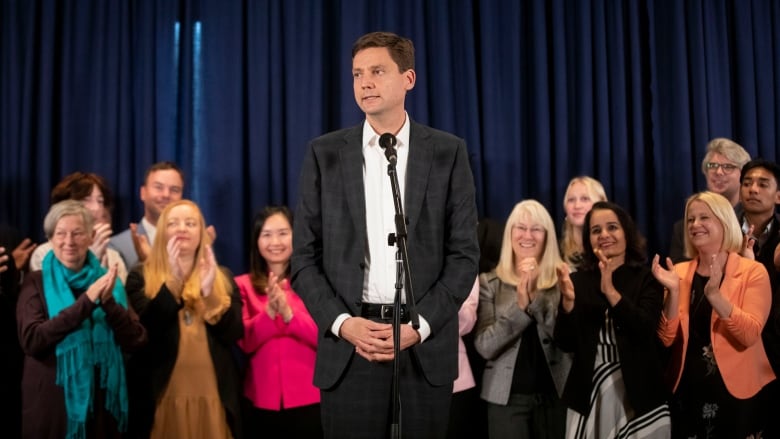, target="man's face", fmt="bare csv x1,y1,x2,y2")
140,169,184,224
352,47,415,120
740,167,780,216
705,152,742,203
